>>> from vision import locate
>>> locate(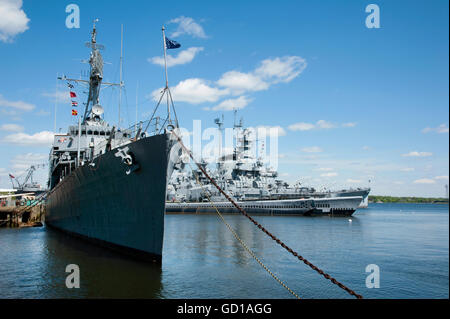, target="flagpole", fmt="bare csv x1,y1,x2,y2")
162,26,171,123
162,26,169,88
